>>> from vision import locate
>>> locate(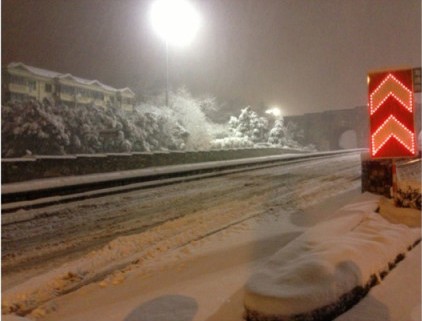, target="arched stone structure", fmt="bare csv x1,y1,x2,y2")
284,105,421,151
339,129,358,149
